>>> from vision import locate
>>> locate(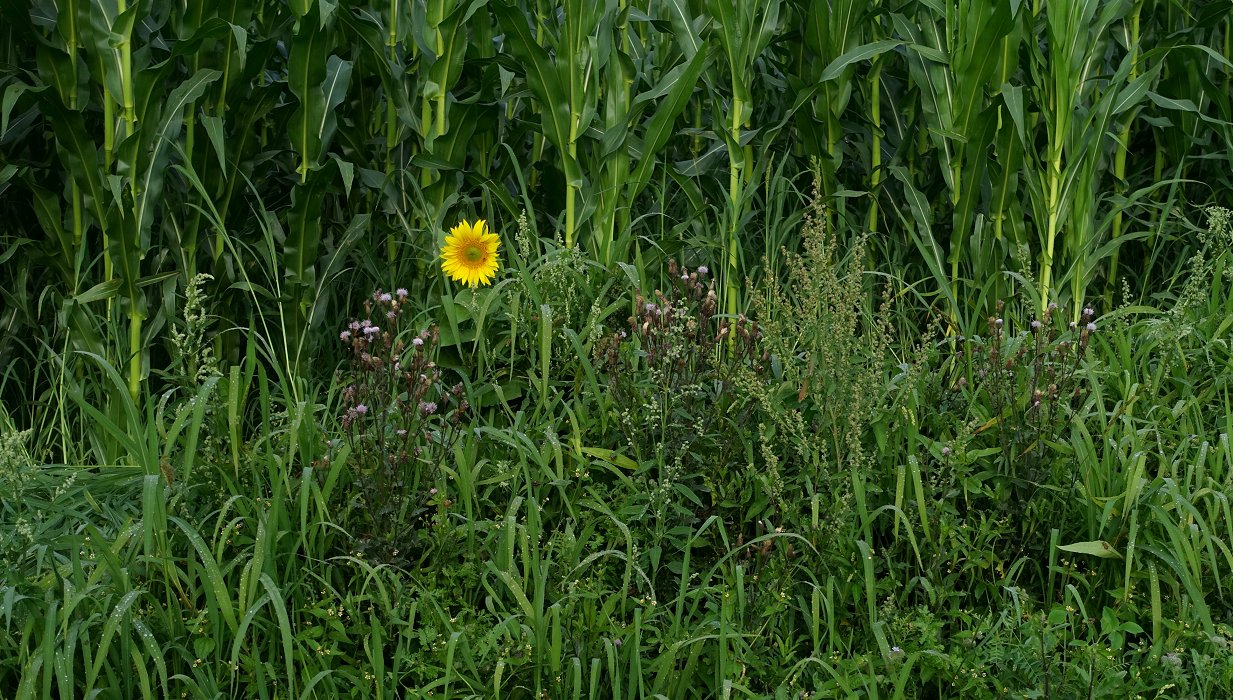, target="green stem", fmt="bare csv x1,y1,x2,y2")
1107,2,1141,304
566,125,577,251
66,1,83,291
386,0,400,263
420,21,433,196
128,311,144,402
528,10,546,191
102,98,115,285
117,0,139,377
1040,152,1062,312
692,101,702,156
867,60,881,234
994,34,1013,243
726,94,744,325
949,156,962,295
117,0,136,139
435,26,446,138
